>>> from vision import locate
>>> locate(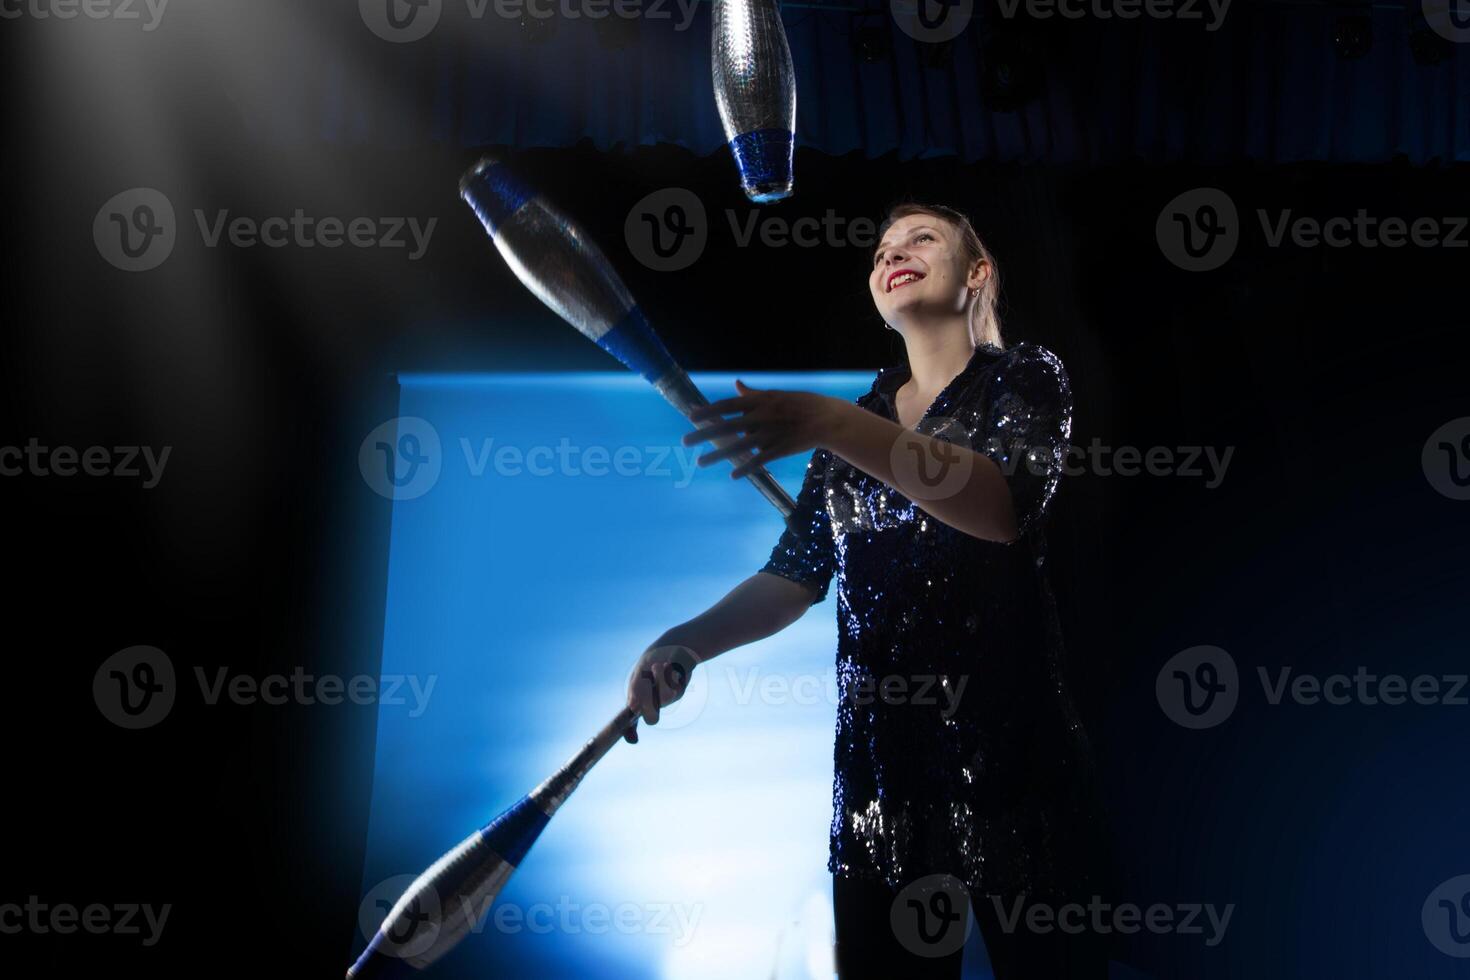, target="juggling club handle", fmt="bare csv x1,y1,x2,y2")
654,371,797,522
